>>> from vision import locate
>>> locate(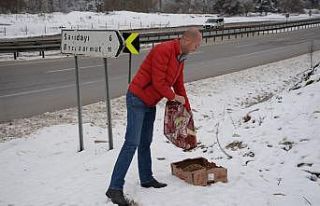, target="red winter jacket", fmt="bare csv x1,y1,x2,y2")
128,39,191,111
